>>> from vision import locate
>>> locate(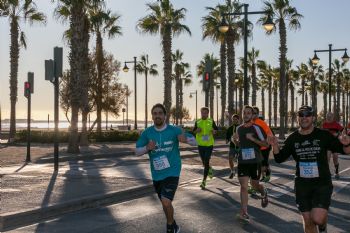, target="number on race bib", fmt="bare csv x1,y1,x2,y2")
241,148,256,160
153,155,170,171
299,162,319,178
